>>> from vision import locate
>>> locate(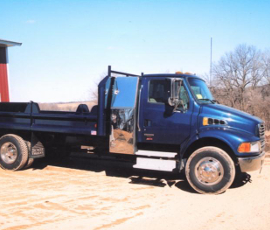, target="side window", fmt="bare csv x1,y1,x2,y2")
178,86,189,111
148,80,169,104
148,79,189,110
